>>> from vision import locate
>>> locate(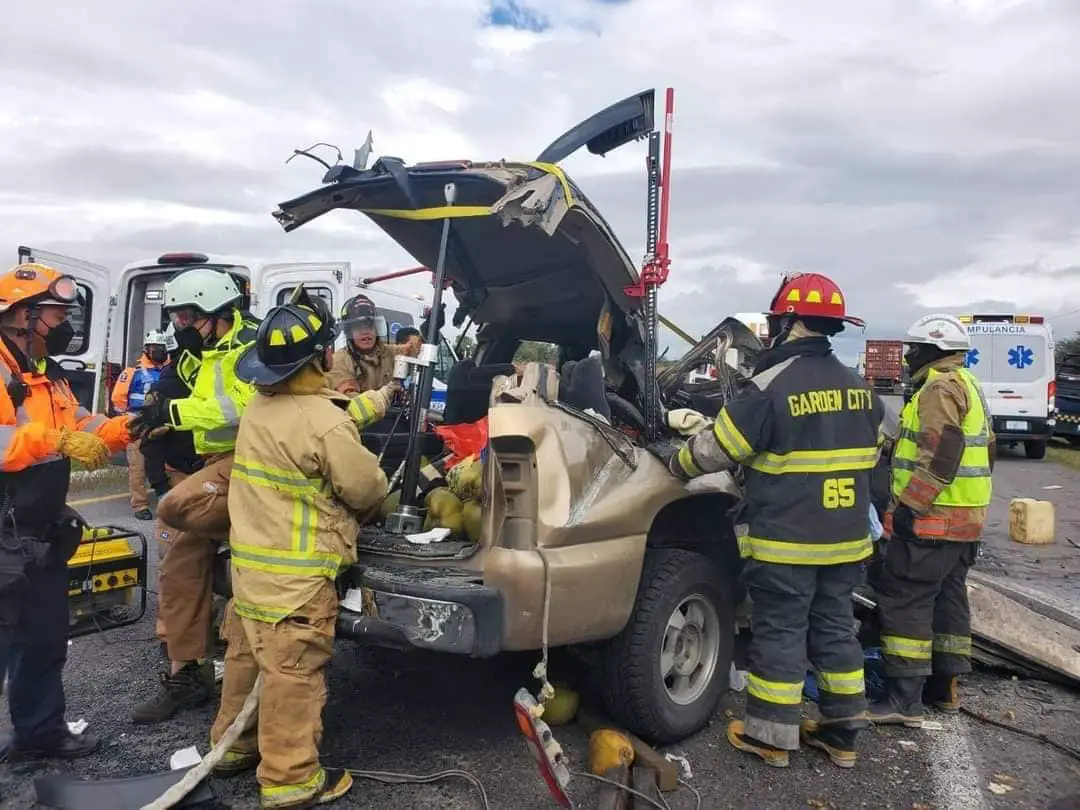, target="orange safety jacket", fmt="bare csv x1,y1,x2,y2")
0,336,130,527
